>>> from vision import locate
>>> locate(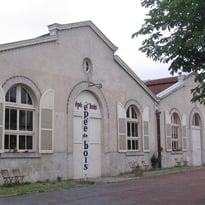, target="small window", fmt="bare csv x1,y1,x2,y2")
83,58,92,73
192,113,201,127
